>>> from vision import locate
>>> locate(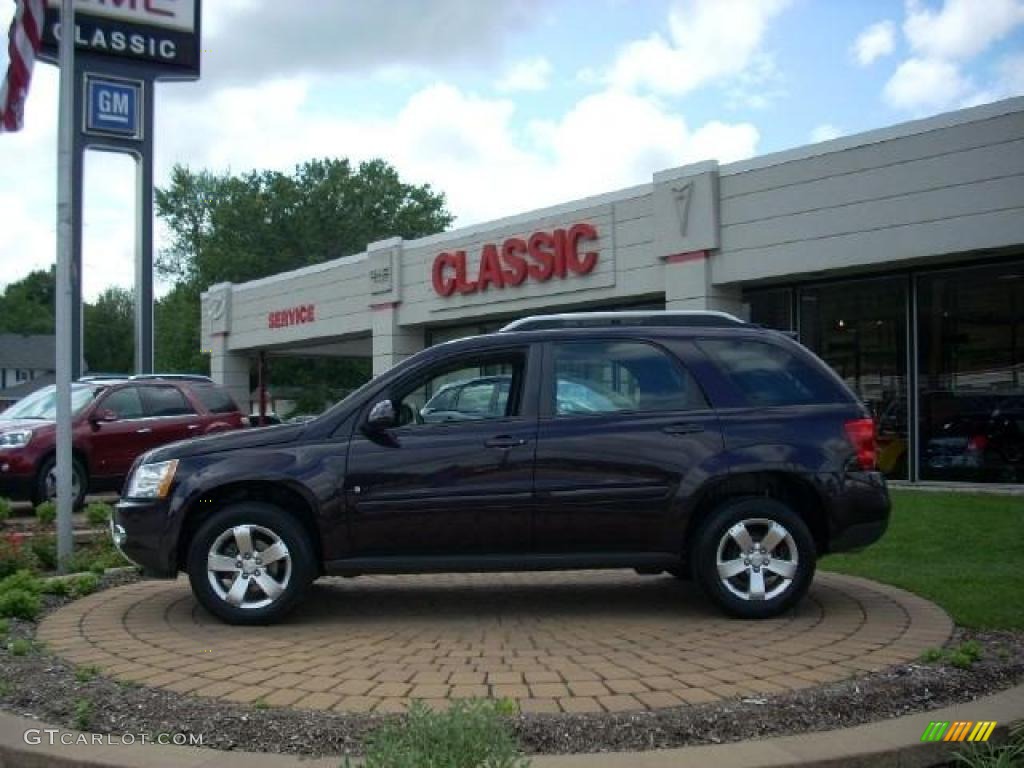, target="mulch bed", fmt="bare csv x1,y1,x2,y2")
1,572,1022,758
